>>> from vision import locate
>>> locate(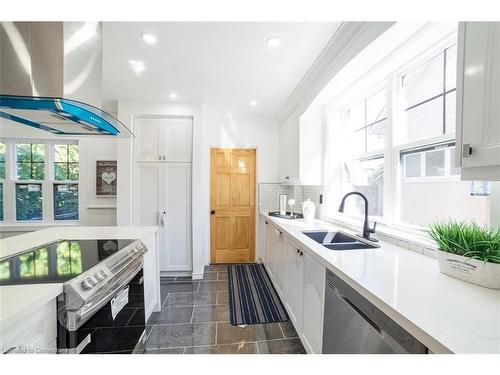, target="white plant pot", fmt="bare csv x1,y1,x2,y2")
436,250,500,289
